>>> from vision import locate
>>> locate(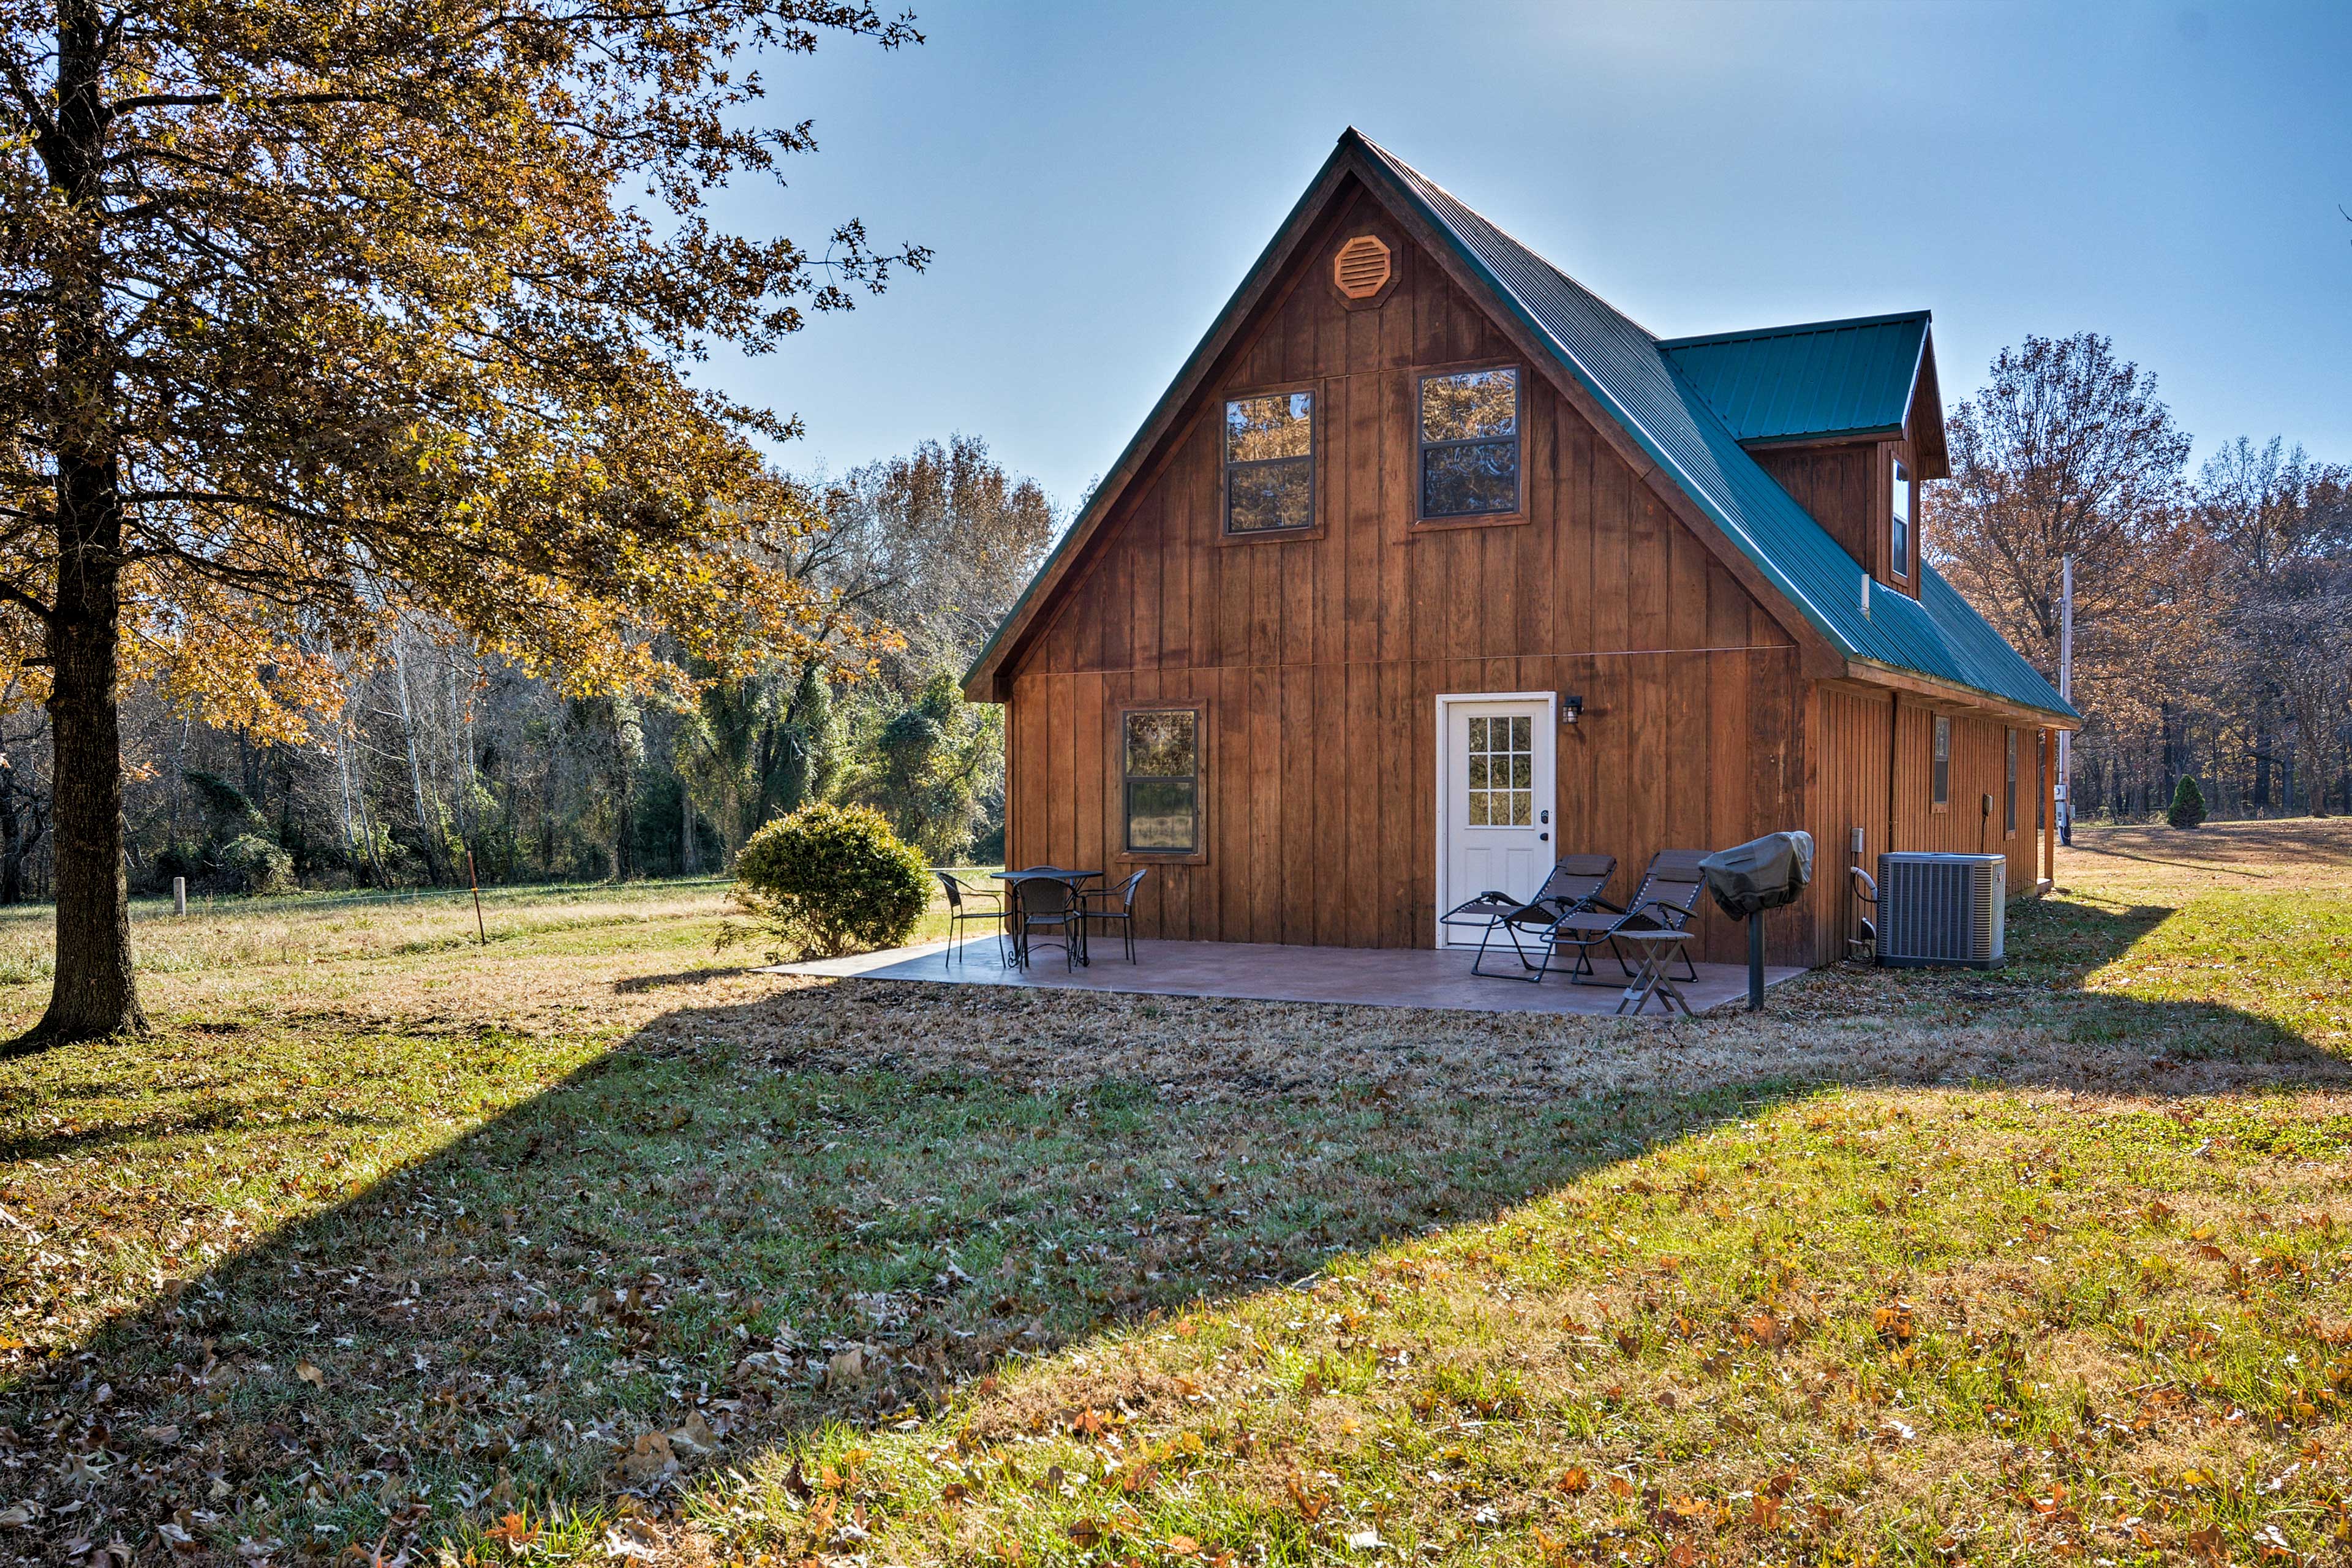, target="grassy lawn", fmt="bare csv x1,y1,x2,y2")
1,825,2349,1564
